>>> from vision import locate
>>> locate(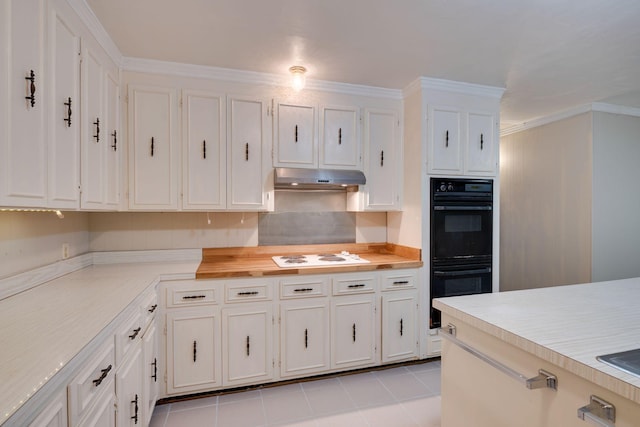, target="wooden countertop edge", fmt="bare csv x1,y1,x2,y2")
197,243,422,279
